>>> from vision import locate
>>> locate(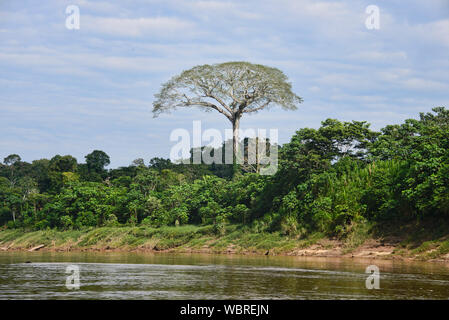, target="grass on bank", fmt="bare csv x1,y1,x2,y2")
2,220,449,260
0,224,326,254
